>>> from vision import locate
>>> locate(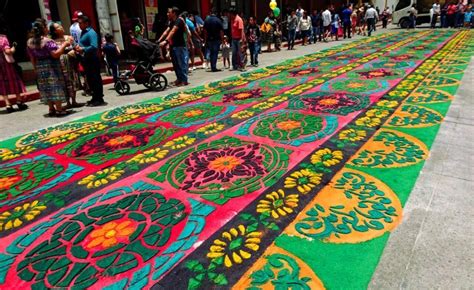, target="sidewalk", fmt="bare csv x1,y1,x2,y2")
0,27,390,140
2,21,389,108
